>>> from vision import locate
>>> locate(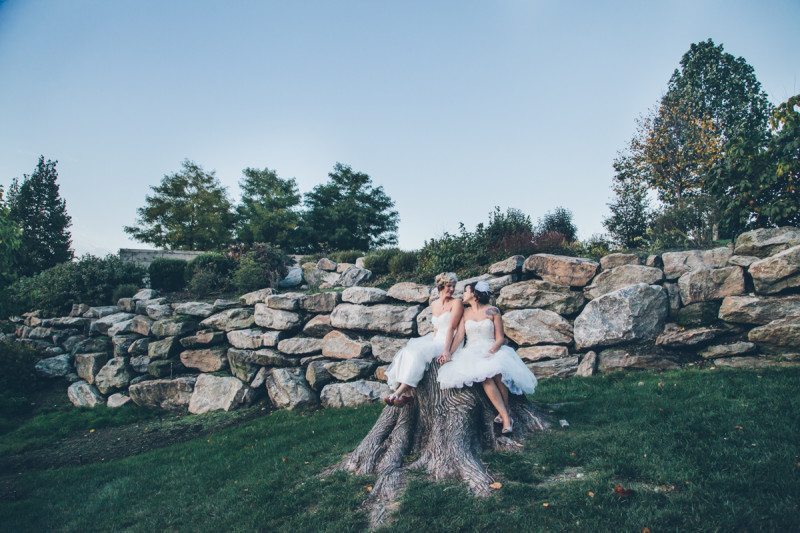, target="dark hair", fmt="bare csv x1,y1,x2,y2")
466,282,491,304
